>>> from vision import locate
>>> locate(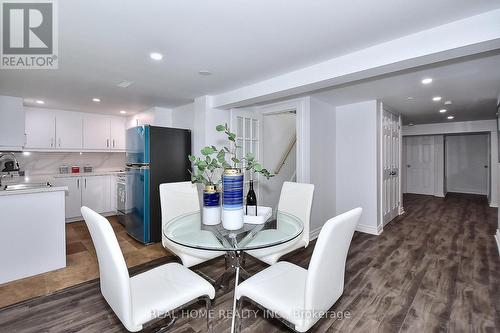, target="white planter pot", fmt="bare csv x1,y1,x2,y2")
202,206,221,225
222,208,244,230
